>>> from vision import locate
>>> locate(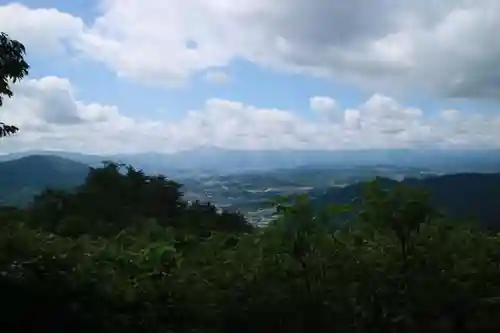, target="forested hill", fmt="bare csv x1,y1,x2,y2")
312,173,500,229
0,155,90,206
0,154,90,185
